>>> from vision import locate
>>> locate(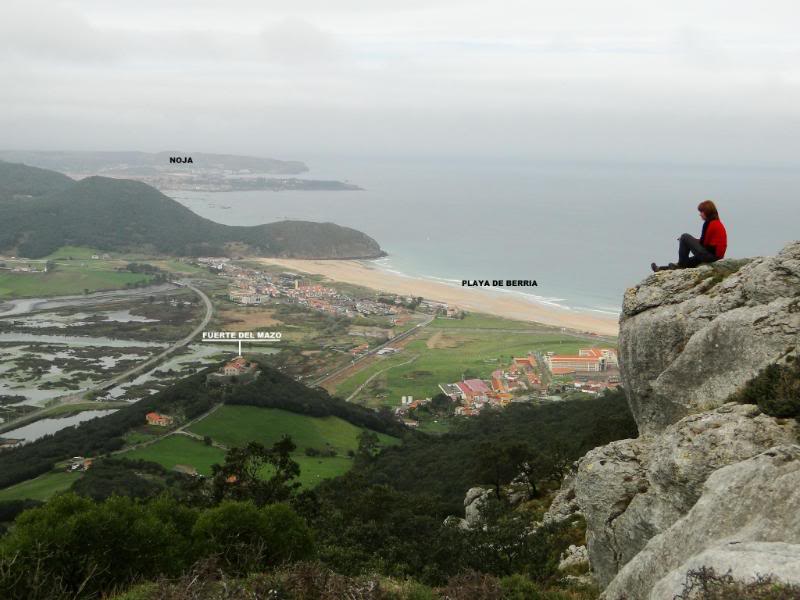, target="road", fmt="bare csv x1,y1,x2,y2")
0,281,214,435
93,281,213,395
345,354,419,402
311,313,434,388
111,401,225,455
